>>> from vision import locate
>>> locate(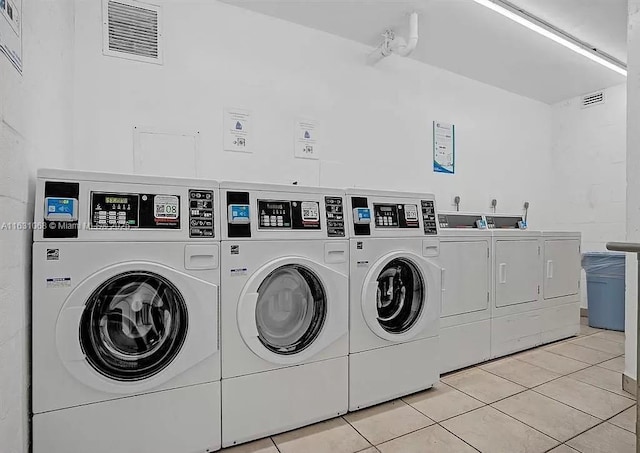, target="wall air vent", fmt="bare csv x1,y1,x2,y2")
103,0,162,64
581,91,605,108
